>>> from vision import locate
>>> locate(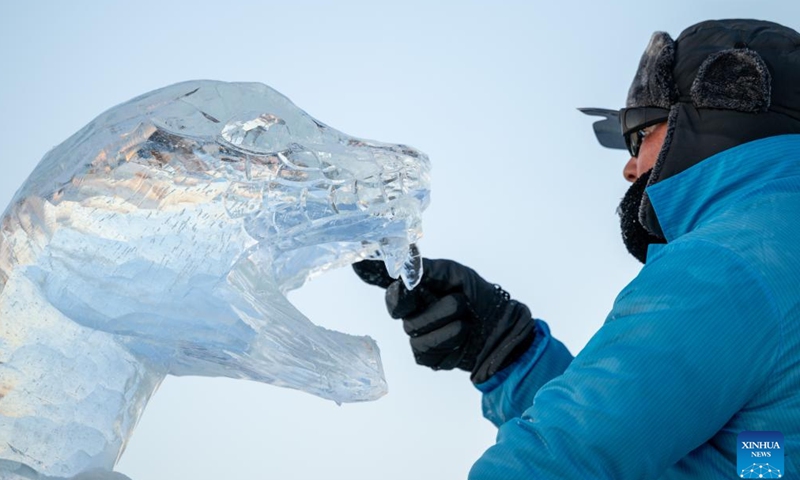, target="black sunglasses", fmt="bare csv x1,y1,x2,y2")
579,106,670,157
620,107,670,157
